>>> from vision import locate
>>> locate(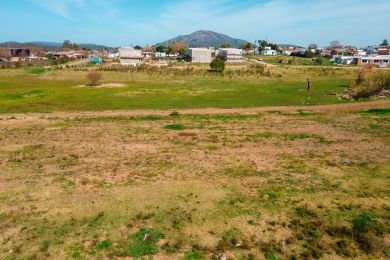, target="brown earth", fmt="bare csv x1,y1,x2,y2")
0,101,389,259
